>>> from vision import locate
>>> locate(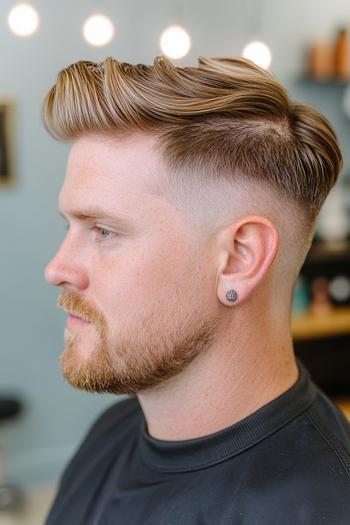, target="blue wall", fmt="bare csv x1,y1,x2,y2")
1,0,350,487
